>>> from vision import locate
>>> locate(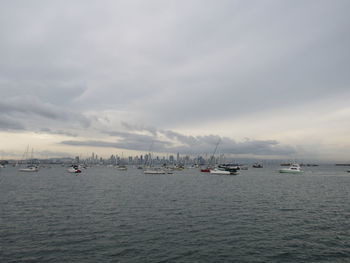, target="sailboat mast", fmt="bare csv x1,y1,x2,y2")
210,139,221,166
